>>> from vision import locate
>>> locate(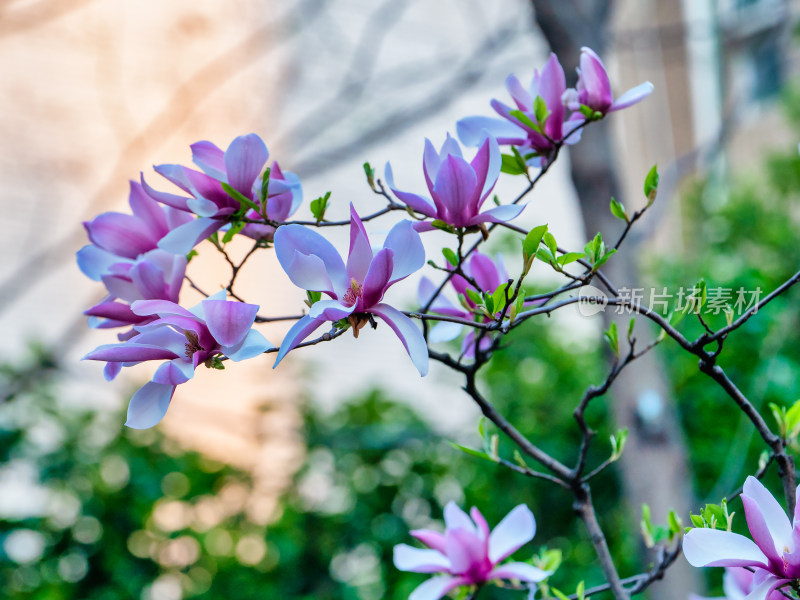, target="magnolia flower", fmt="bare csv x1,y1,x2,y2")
689,567,786,600
418,252,509,359
385,134,522,230
83,292,272,428
683,476,800,599
77,181,192,281
563,47,653,116
143,133,302,254
273,204,428,375
394,502,549,600
457,54,583,165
